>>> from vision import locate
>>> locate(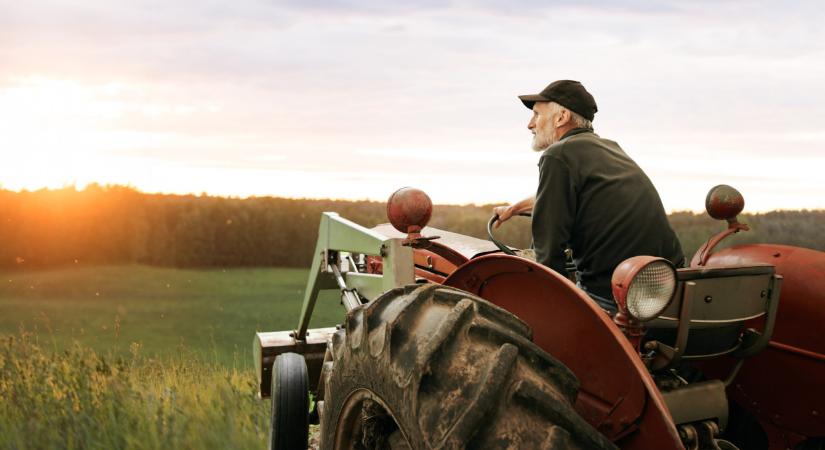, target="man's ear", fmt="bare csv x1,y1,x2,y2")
555,109,570,127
